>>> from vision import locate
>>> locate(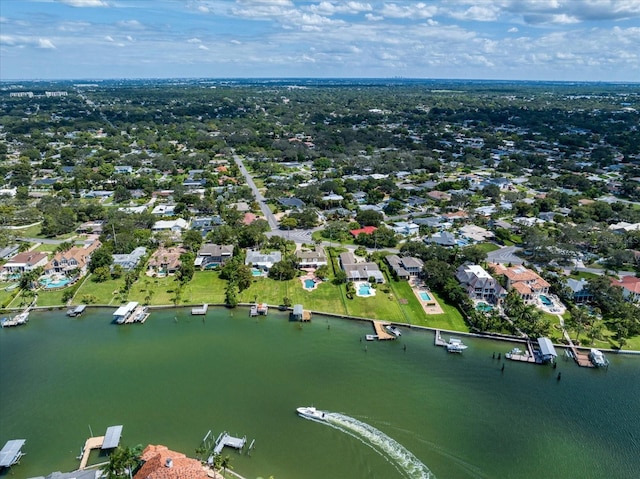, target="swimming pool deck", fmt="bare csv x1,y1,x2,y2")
411,284,444,315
